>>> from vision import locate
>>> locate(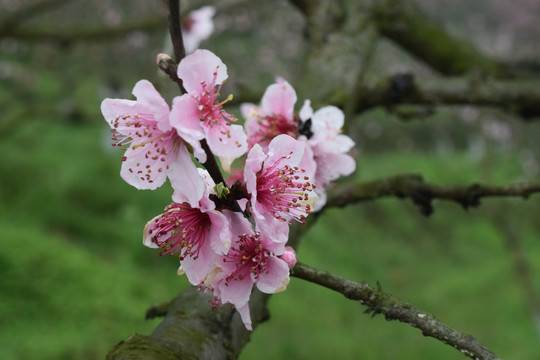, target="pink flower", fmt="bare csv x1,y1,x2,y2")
244,134,317,225
242,78,298,150
143,170,231,285
299,100,355,157
101,80,203,205
299,100,356,210
182,6,216,53
170,49,247,170
205,211,291,330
